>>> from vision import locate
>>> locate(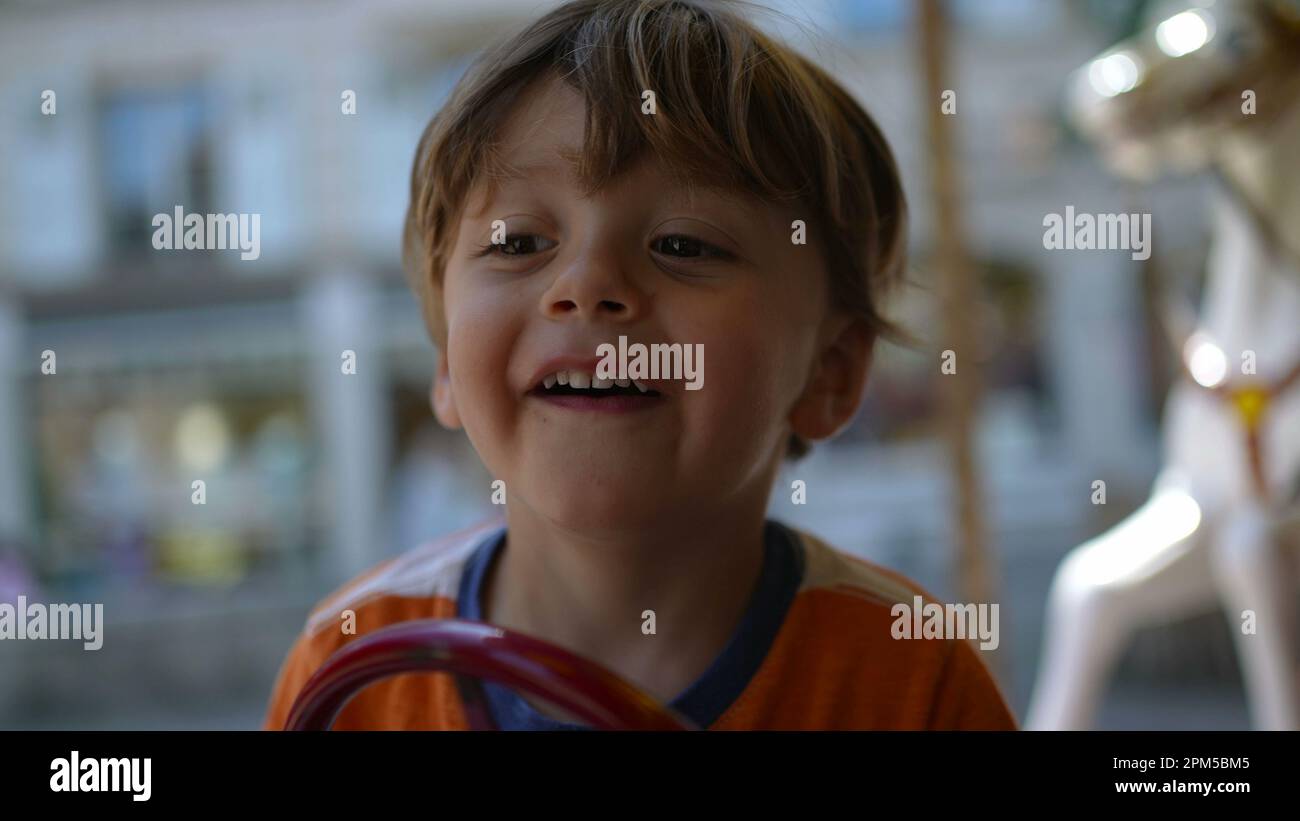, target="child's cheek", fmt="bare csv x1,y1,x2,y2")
688,320,787,451
444,288,522,453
